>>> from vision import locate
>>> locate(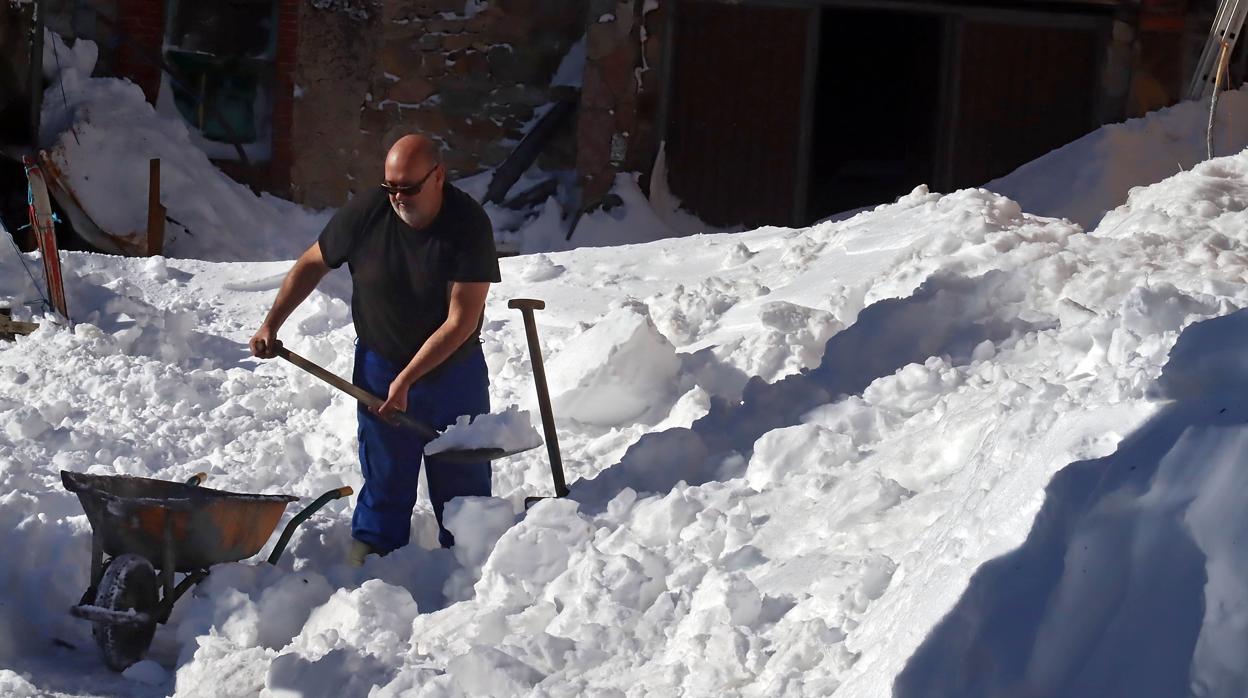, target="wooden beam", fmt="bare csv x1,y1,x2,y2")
146,158,165,257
